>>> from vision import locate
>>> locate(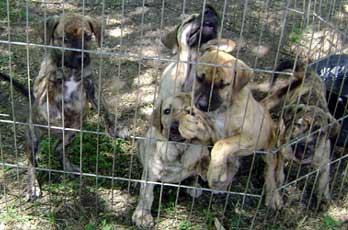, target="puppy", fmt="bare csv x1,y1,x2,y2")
0,14,119,200
132,93,211,228
159,4,219,99
132,6,221,227
261,60,340,204
179,48,282,209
